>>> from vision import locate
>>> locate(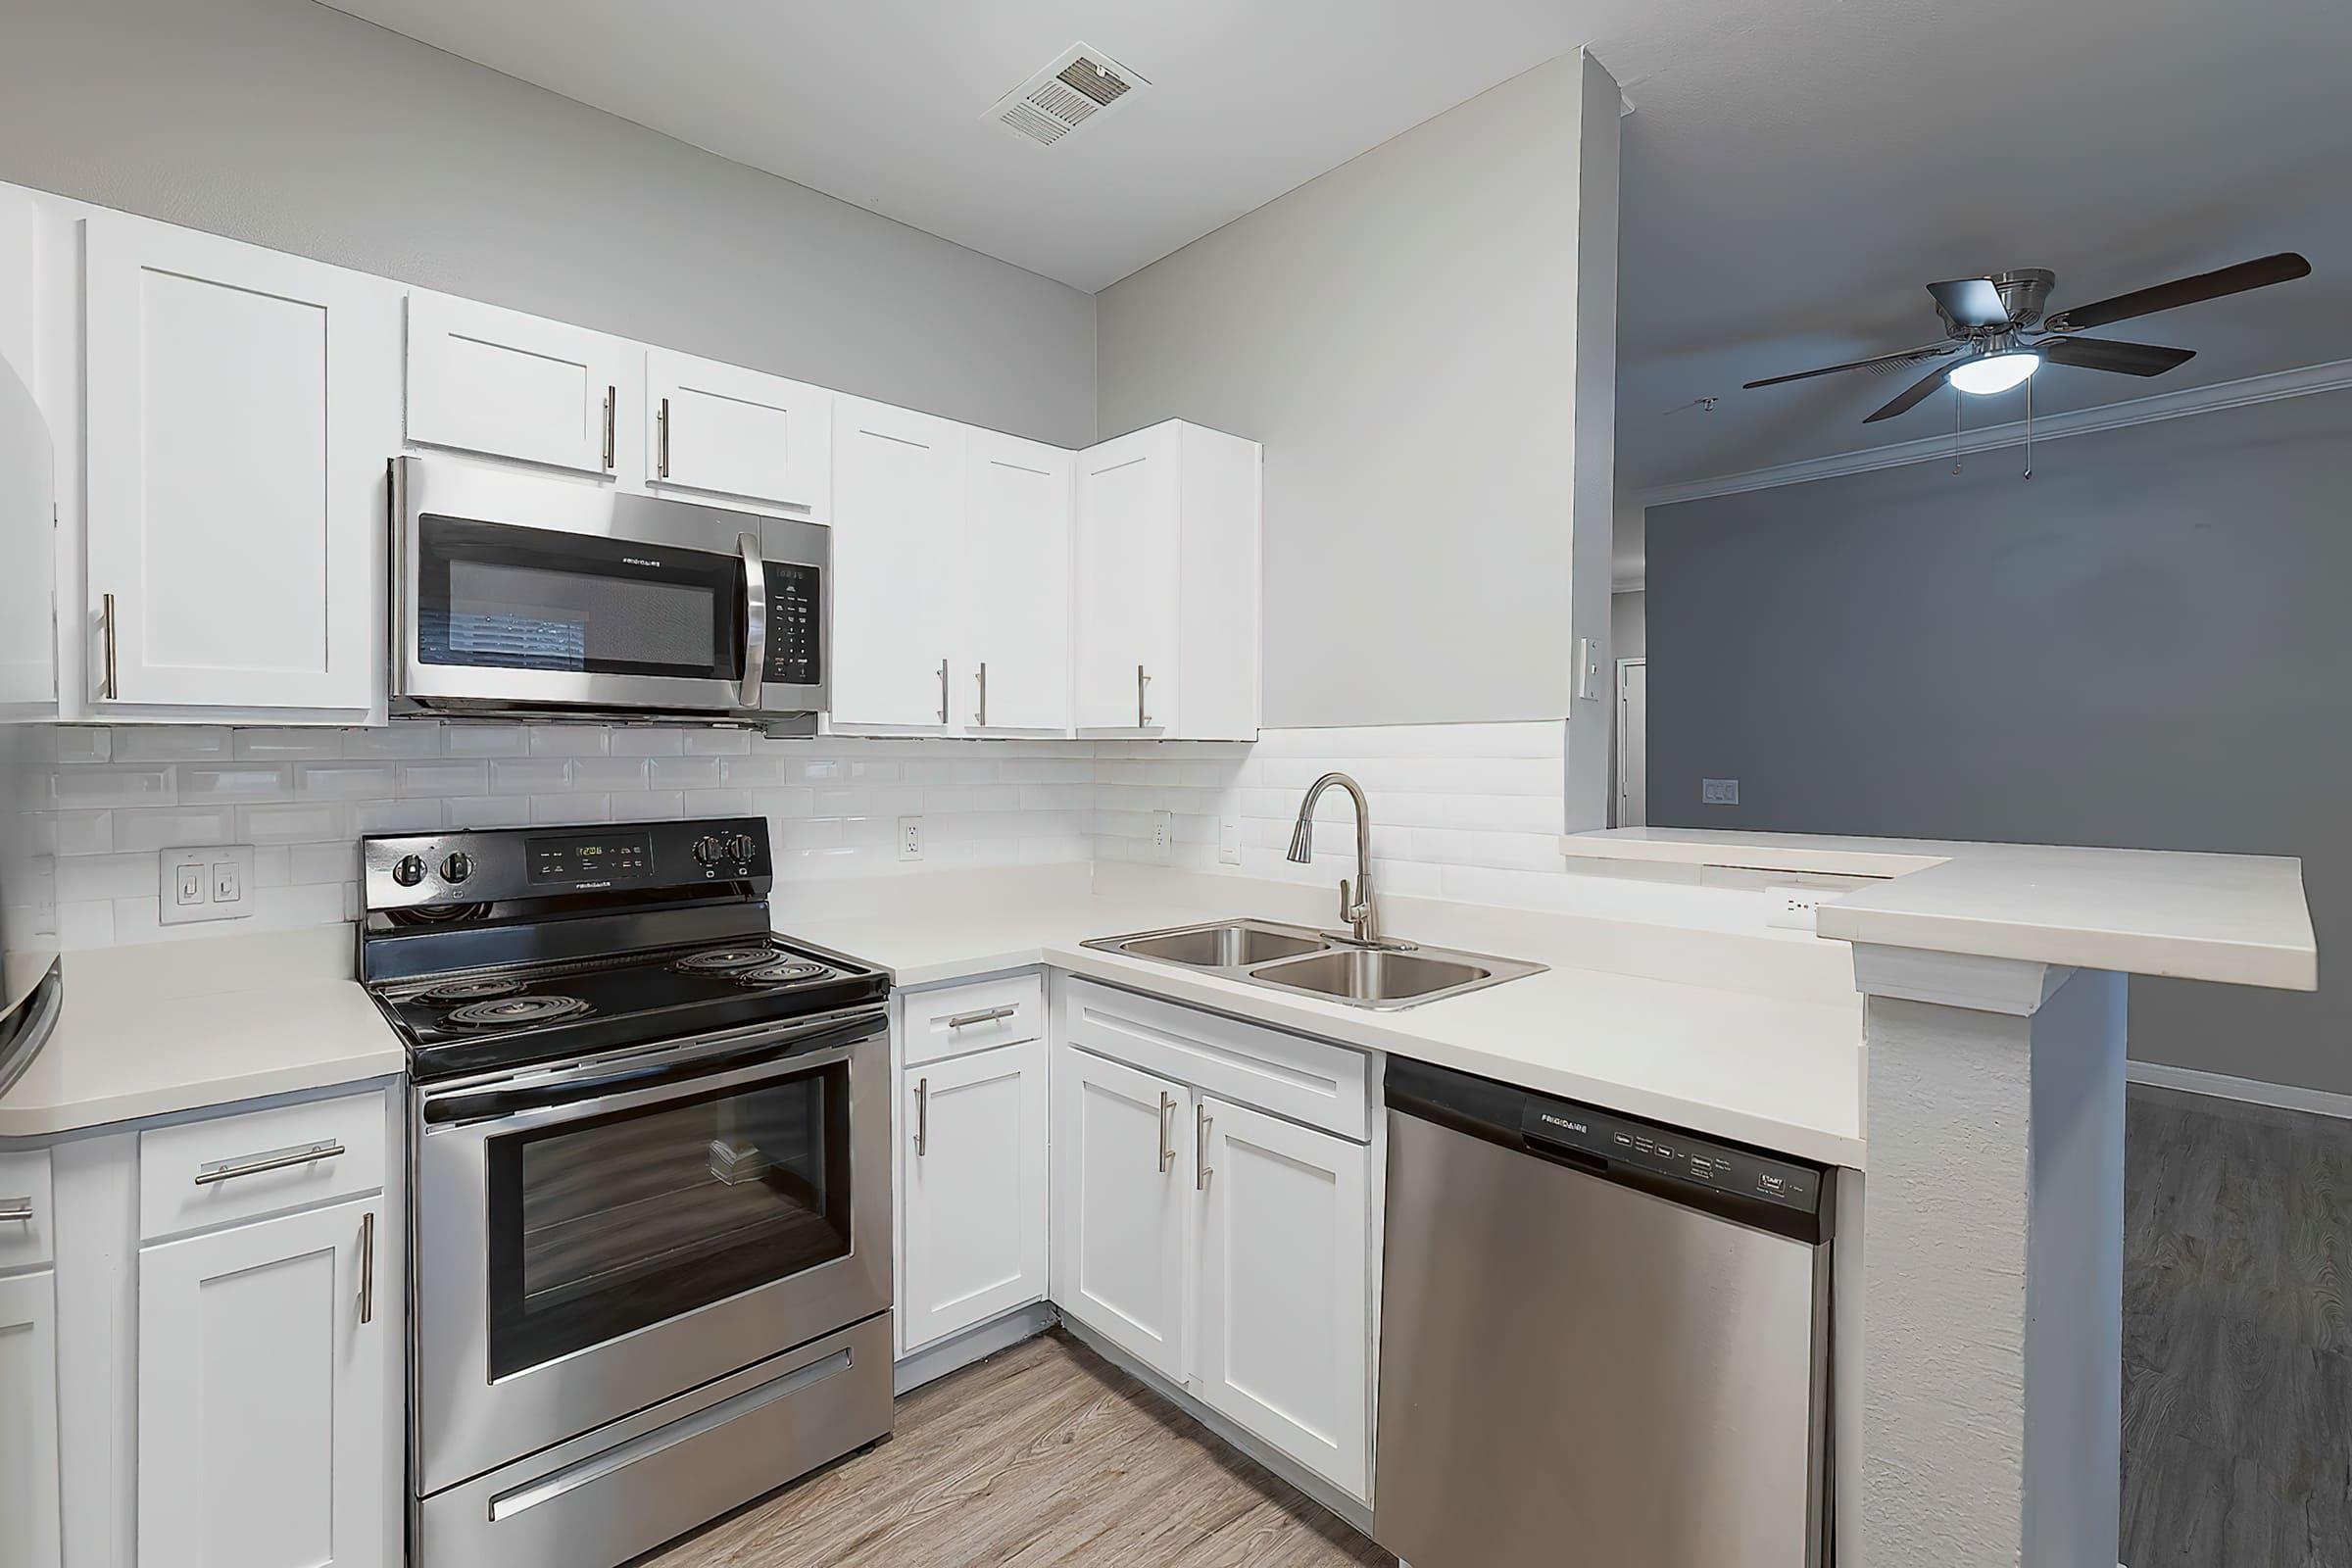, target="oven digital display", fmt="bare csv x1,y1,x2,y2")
527,831,654,886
